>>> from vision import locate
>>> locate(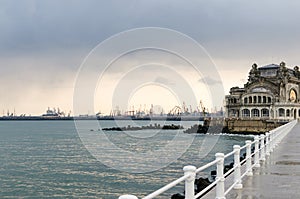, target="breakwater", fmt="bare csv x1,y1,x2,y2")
102,124,183,131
